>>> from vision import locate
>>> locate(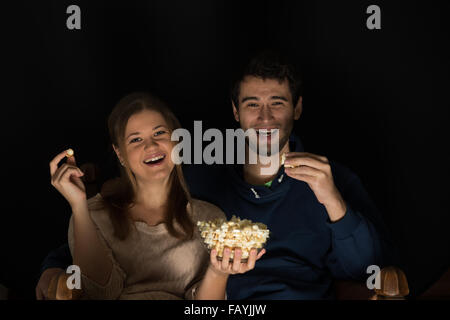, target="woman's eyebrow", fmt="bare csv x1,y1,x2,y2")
126,132,140,139
153,125,165,130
